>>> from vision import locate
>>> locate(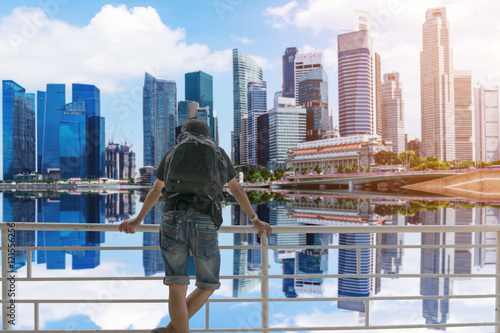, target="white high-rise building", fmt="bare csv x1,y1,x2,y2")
474,85,500,162
382,72,405,154
294,52,323,105
420,7,455,161
454,70,474,161
247,81,267,166
268,105,306,169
